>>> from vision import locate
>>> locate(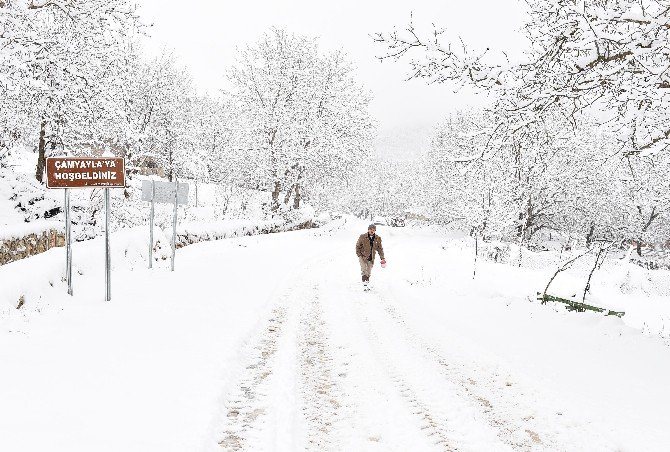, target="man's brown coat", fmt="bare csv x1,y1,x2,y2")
355,233,385,263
